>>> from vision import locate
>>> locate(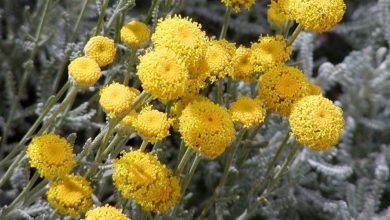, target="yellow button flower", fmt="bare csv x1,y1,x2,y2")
279,0,346,32
113,151,180,213
84,205,130,220
230,46,255,82
259,65,310,116
308,82,322,95
99,83,139,118
289,95,344,150
152,15,208,73
120,21,150,48
68,57,101,87
229,96,266,128
47,174,93,217
267,1,288,25
250,35,291,73
185,55,209,96
133,106,170,143
205,40,235,81
179,98,235,159
221,0,256,13
84,36,116,67
137,49,189,103
26,134,76,180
